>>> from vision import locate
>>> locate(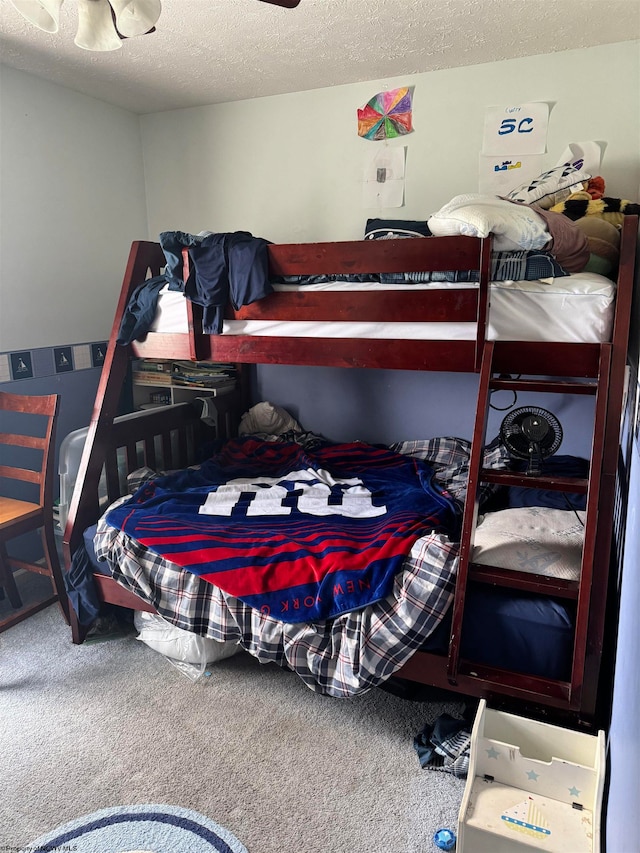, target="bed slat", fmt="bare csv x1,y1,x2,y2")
226,289,480,323
266,235,487,276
